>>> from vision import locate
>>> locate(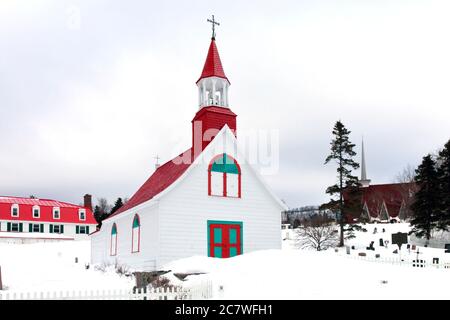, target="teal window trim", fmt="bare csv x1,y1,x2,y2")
133,215,140,228
207,220,243,257
210,154,240,174
111,223,117,235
